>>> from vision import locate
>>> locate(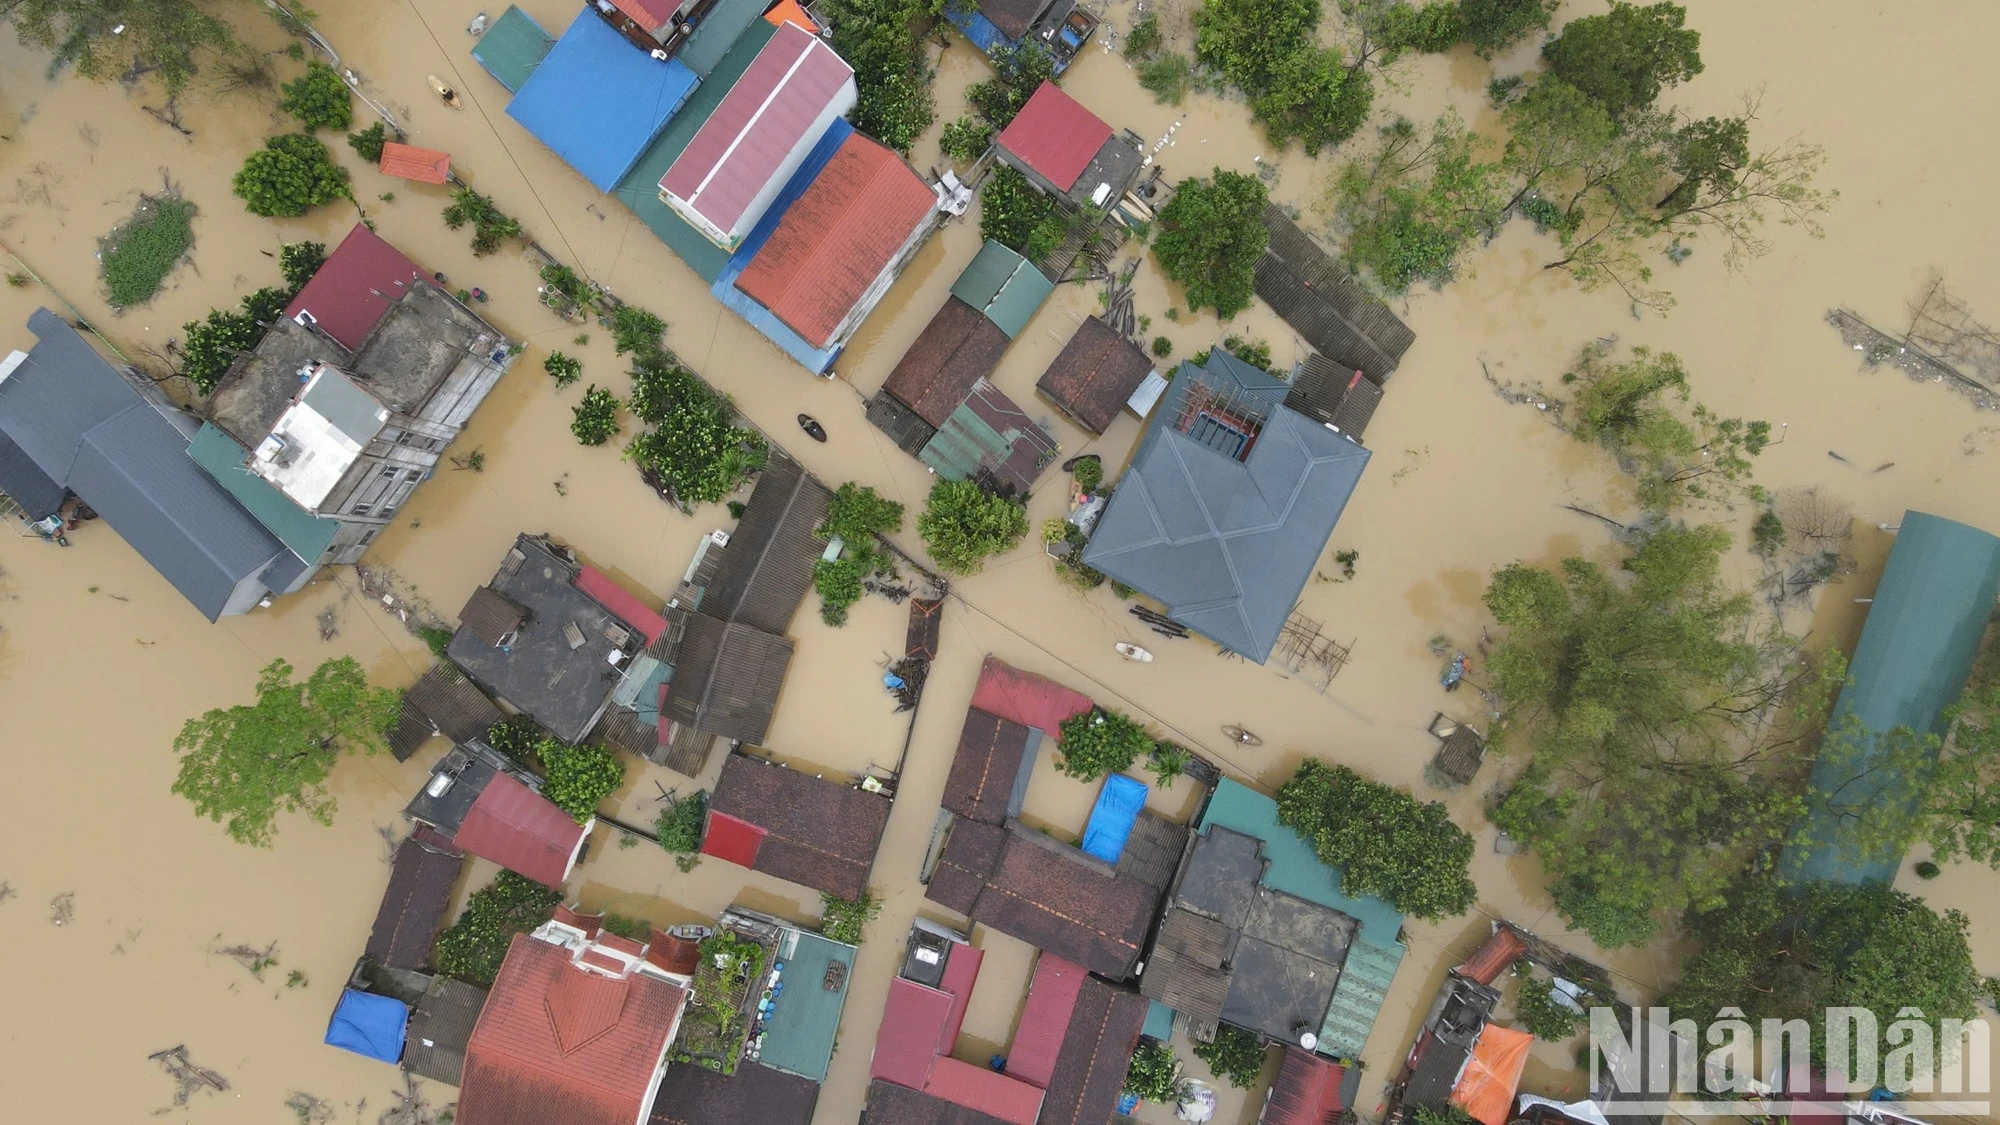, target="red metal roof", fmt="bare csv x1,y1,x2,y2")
283,223,428,352
573,563,669,645
660,24,853,238
871,977,955,1090
1002,953,1086,1088
925,1056,1045,1125
969,656,1093,740
937,941,985,1055
1262,1048,1346,1125
995,83,1111,193
378,142,451,184
453,774,587,888
735,134,934,348
1453,925,1526,986
699,809,766,869
460,934,688,1125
